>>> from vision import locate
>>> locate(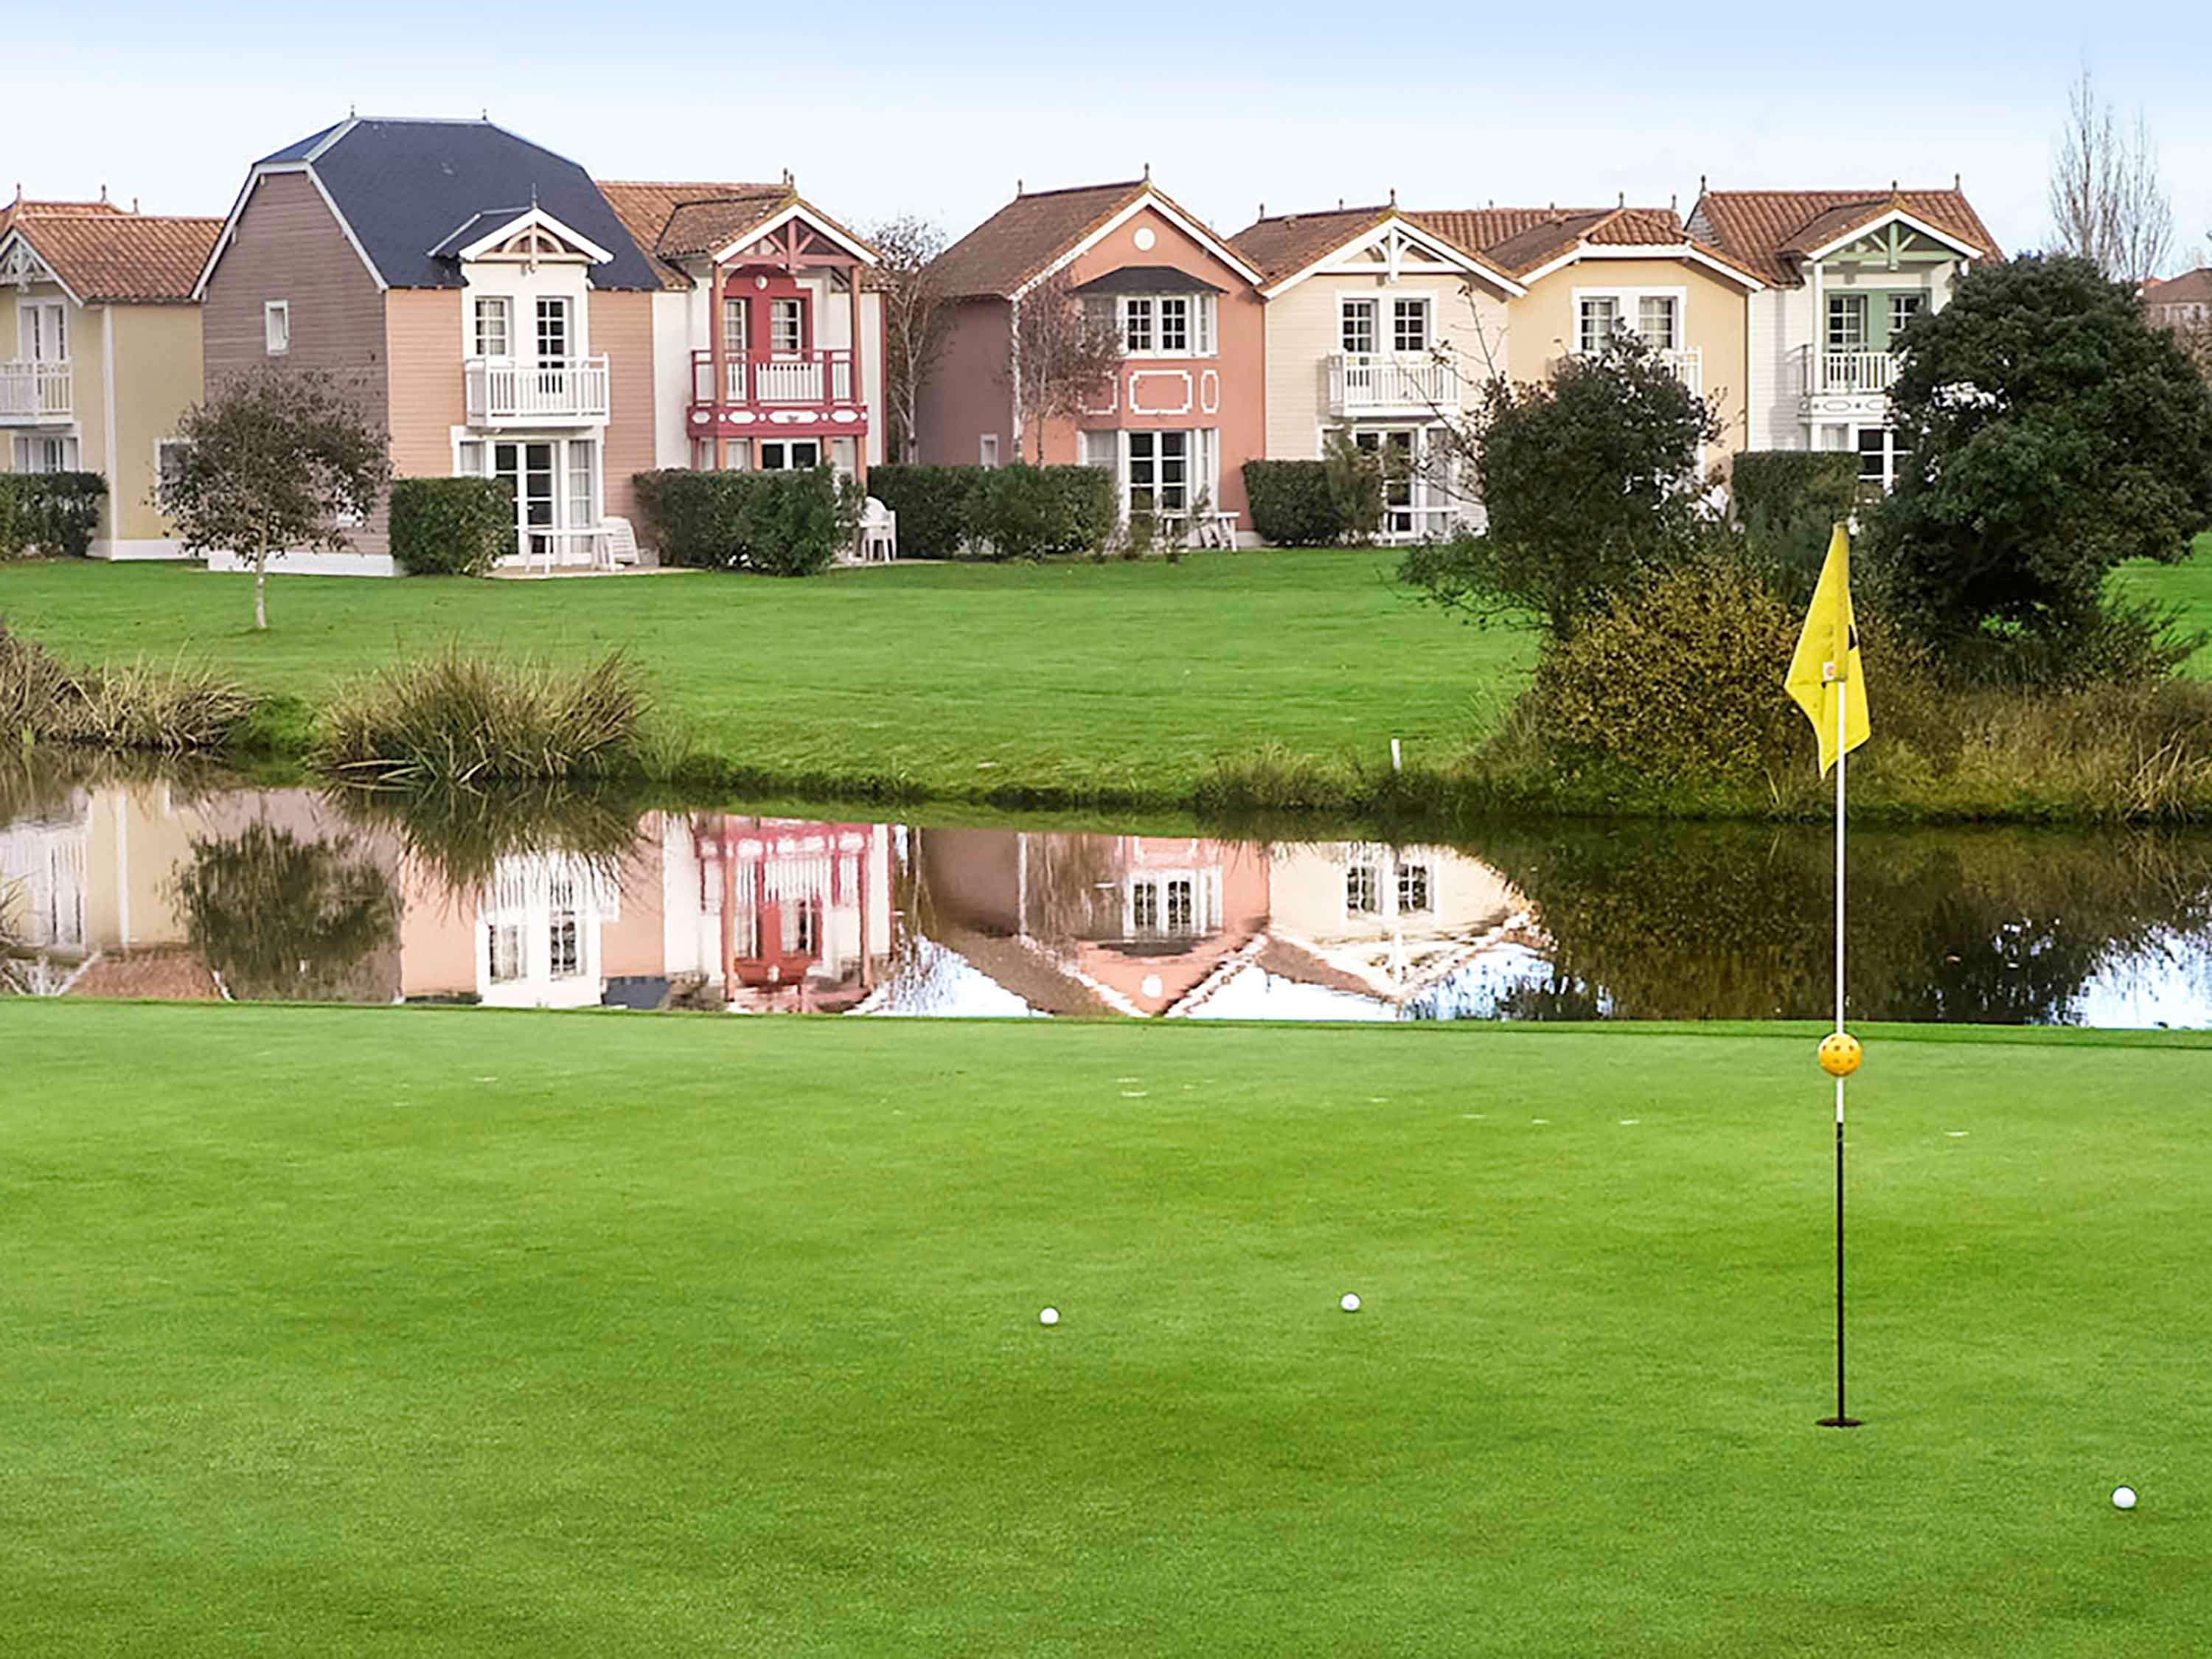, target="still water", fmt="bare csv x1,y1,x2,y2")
4,769,2210,1026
